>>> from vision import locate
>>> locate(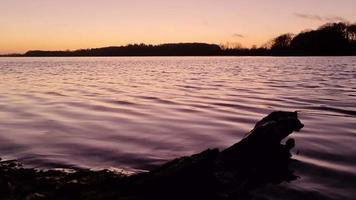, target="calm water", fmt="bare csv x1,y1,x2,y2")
0,57,355,199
